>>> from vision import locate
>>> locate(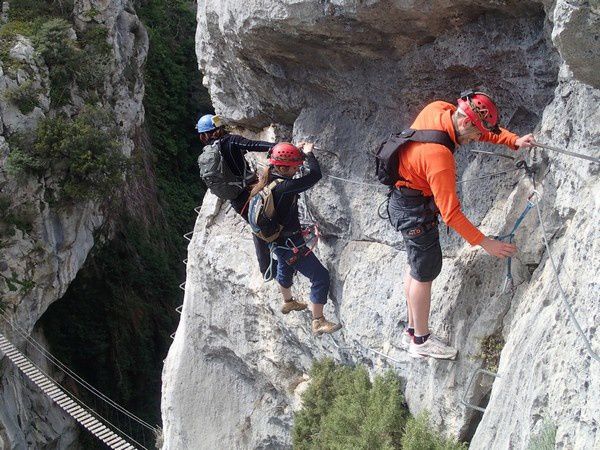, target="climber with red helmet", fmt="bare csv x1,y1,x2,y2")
388,90,536,359
250,142,342,335
195,113,277,278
